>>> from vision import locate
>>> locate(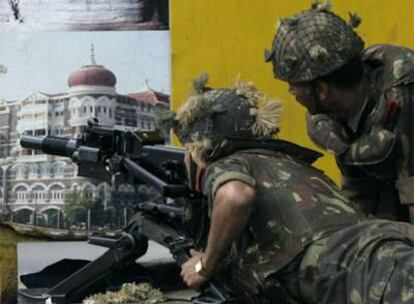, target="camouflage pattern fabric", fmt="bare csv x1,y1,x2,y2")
265,4,364,82
175,89,259,147
308,220,414,304
201,148,365,297
158,74,282,167
307,45,414,220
